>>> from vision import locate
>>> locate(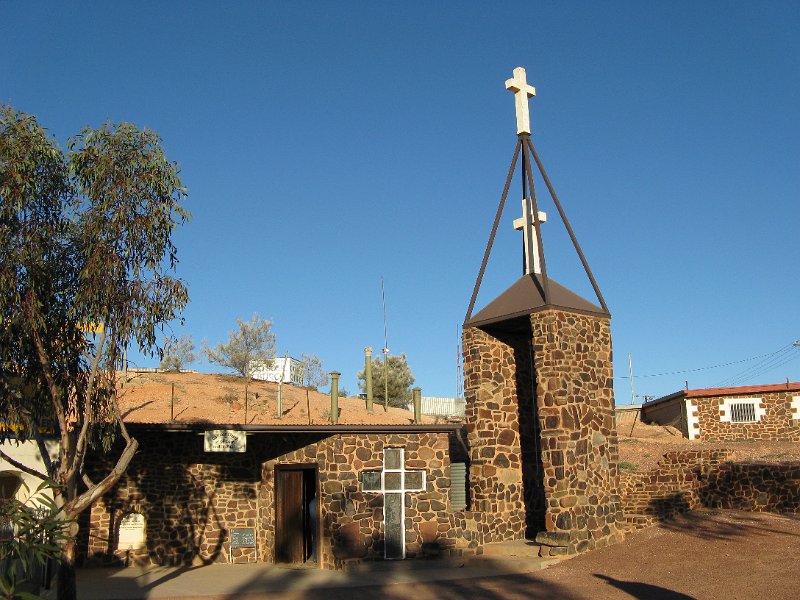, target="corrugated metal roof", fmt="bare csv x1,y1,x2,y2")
464,273,608,328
